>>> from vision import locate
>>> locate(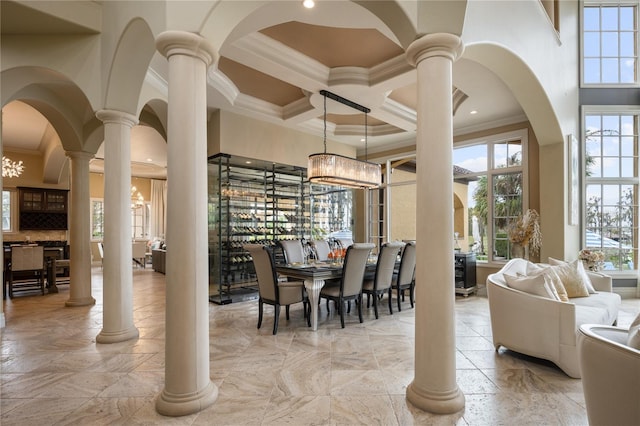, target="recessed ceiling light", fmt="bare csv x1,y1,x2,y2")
470,110,478,115
303,0,315,8
245,161,252,164
146,158,153,162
